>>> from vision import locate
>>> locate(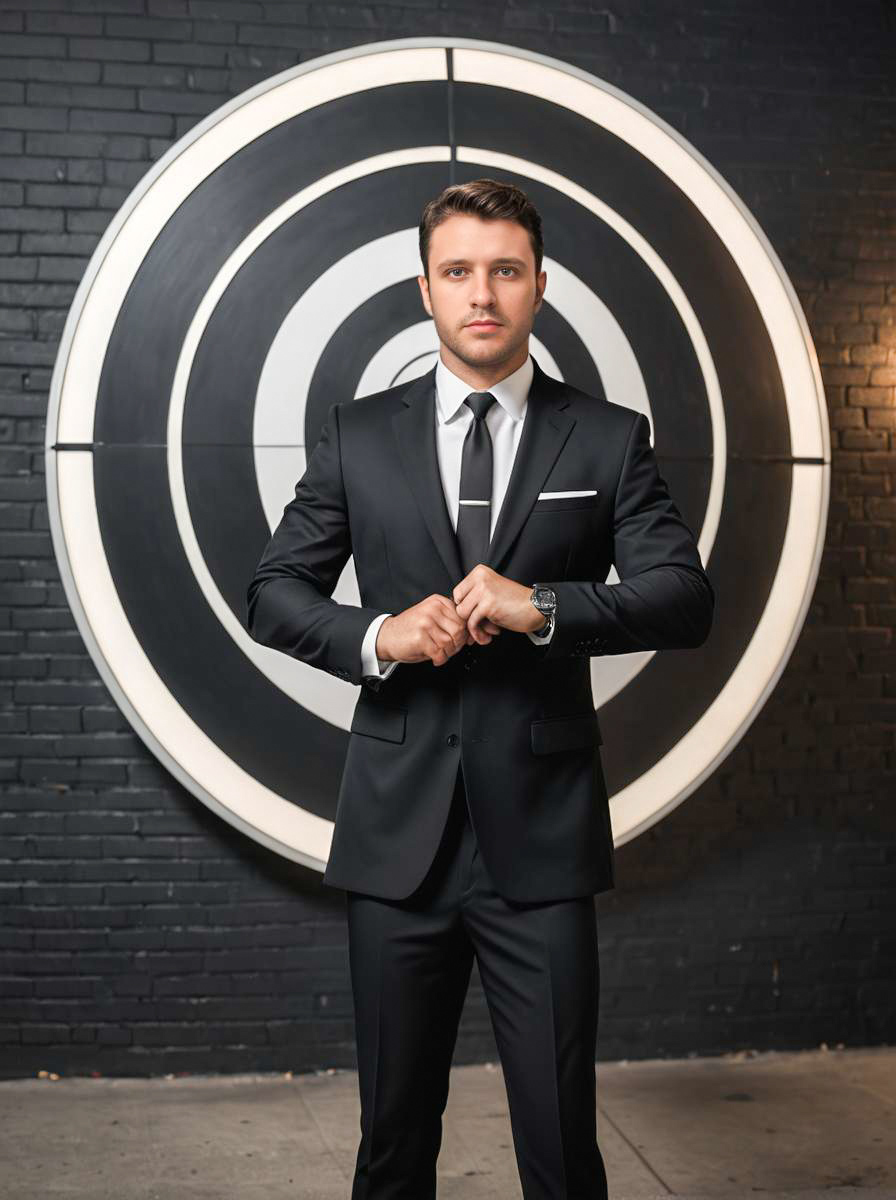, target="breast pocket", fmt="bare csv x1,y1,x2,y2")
532,489,600,512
